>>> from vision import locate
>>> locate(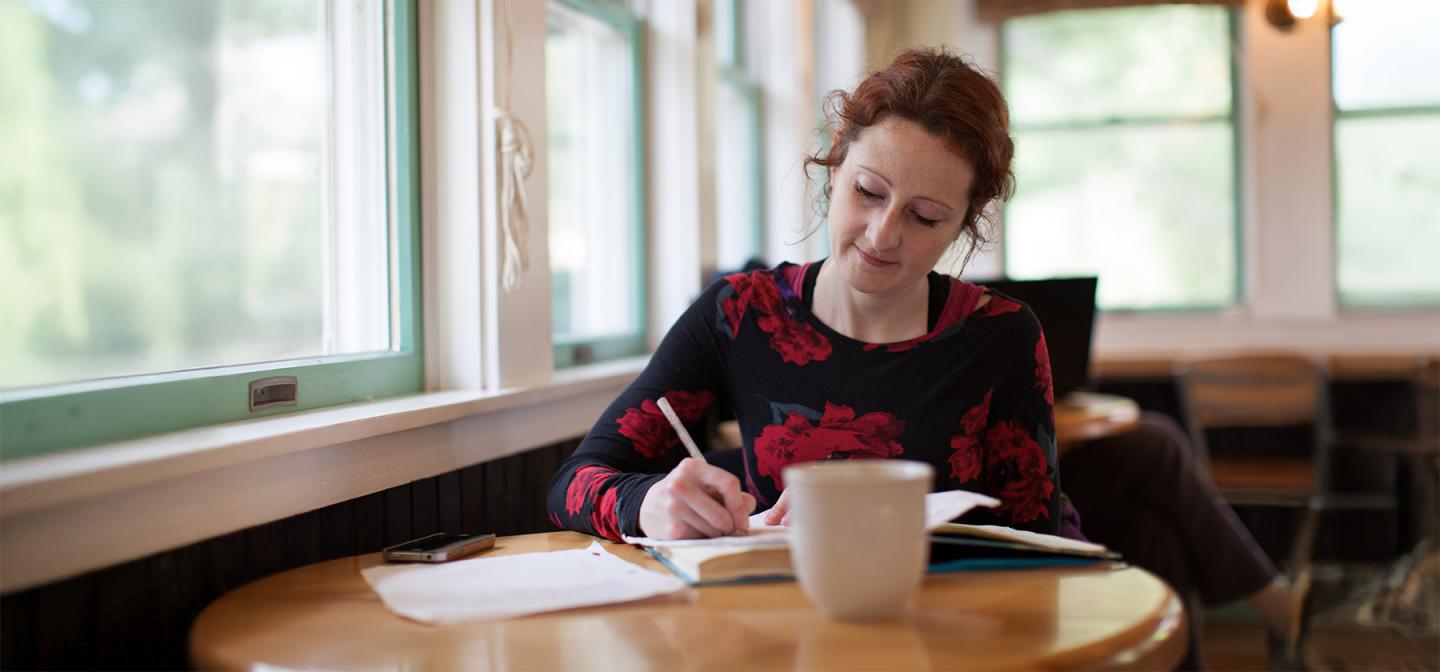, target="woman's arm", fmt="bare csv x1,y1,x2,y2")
975,302,1062,534
545,279,753,540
